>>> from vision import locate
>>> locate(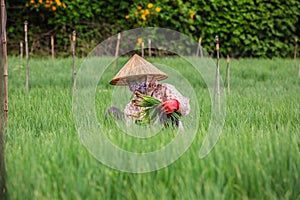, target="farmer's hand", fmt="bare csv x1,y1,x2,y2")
160,99,180,114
